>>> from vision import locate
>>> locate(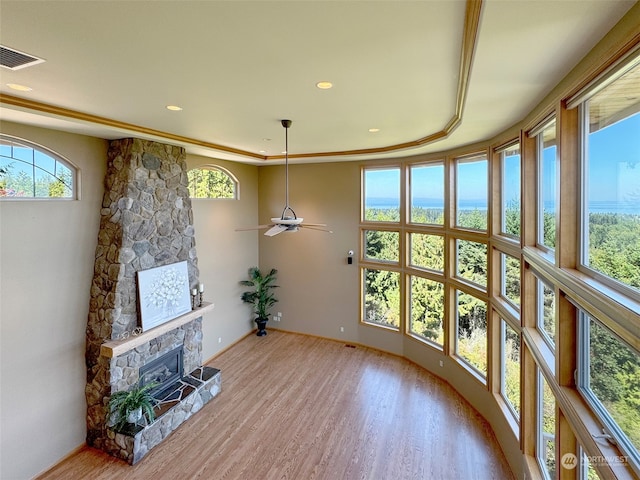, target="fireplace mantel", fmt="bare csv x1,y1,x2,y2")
100,302,215,358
